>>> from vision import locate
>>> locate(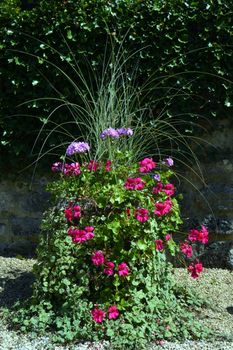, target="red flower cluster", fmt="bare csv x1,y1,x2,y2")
124,177,145,190
188,226,208,244
92,251,105,265
135,208,149,222
139,158,156,173
153,183,175,197
188,261,203,279
64,203,81,222
103,261,115,276
87,160,98,172
51,162,81,175
68,226,94,243
118,262,130,276
180,241,193,258
91,305,119,323
155,239,164,251
105,160,112,172
154,199,172,216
